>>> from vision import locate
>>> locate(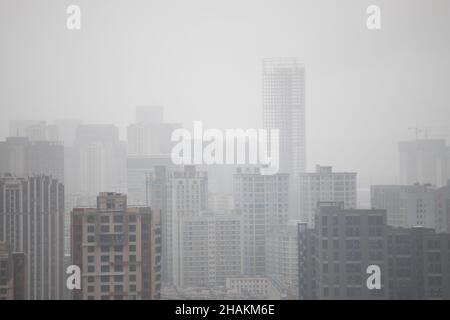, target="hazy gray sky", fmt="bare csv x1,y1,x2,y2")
1,0,450,187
